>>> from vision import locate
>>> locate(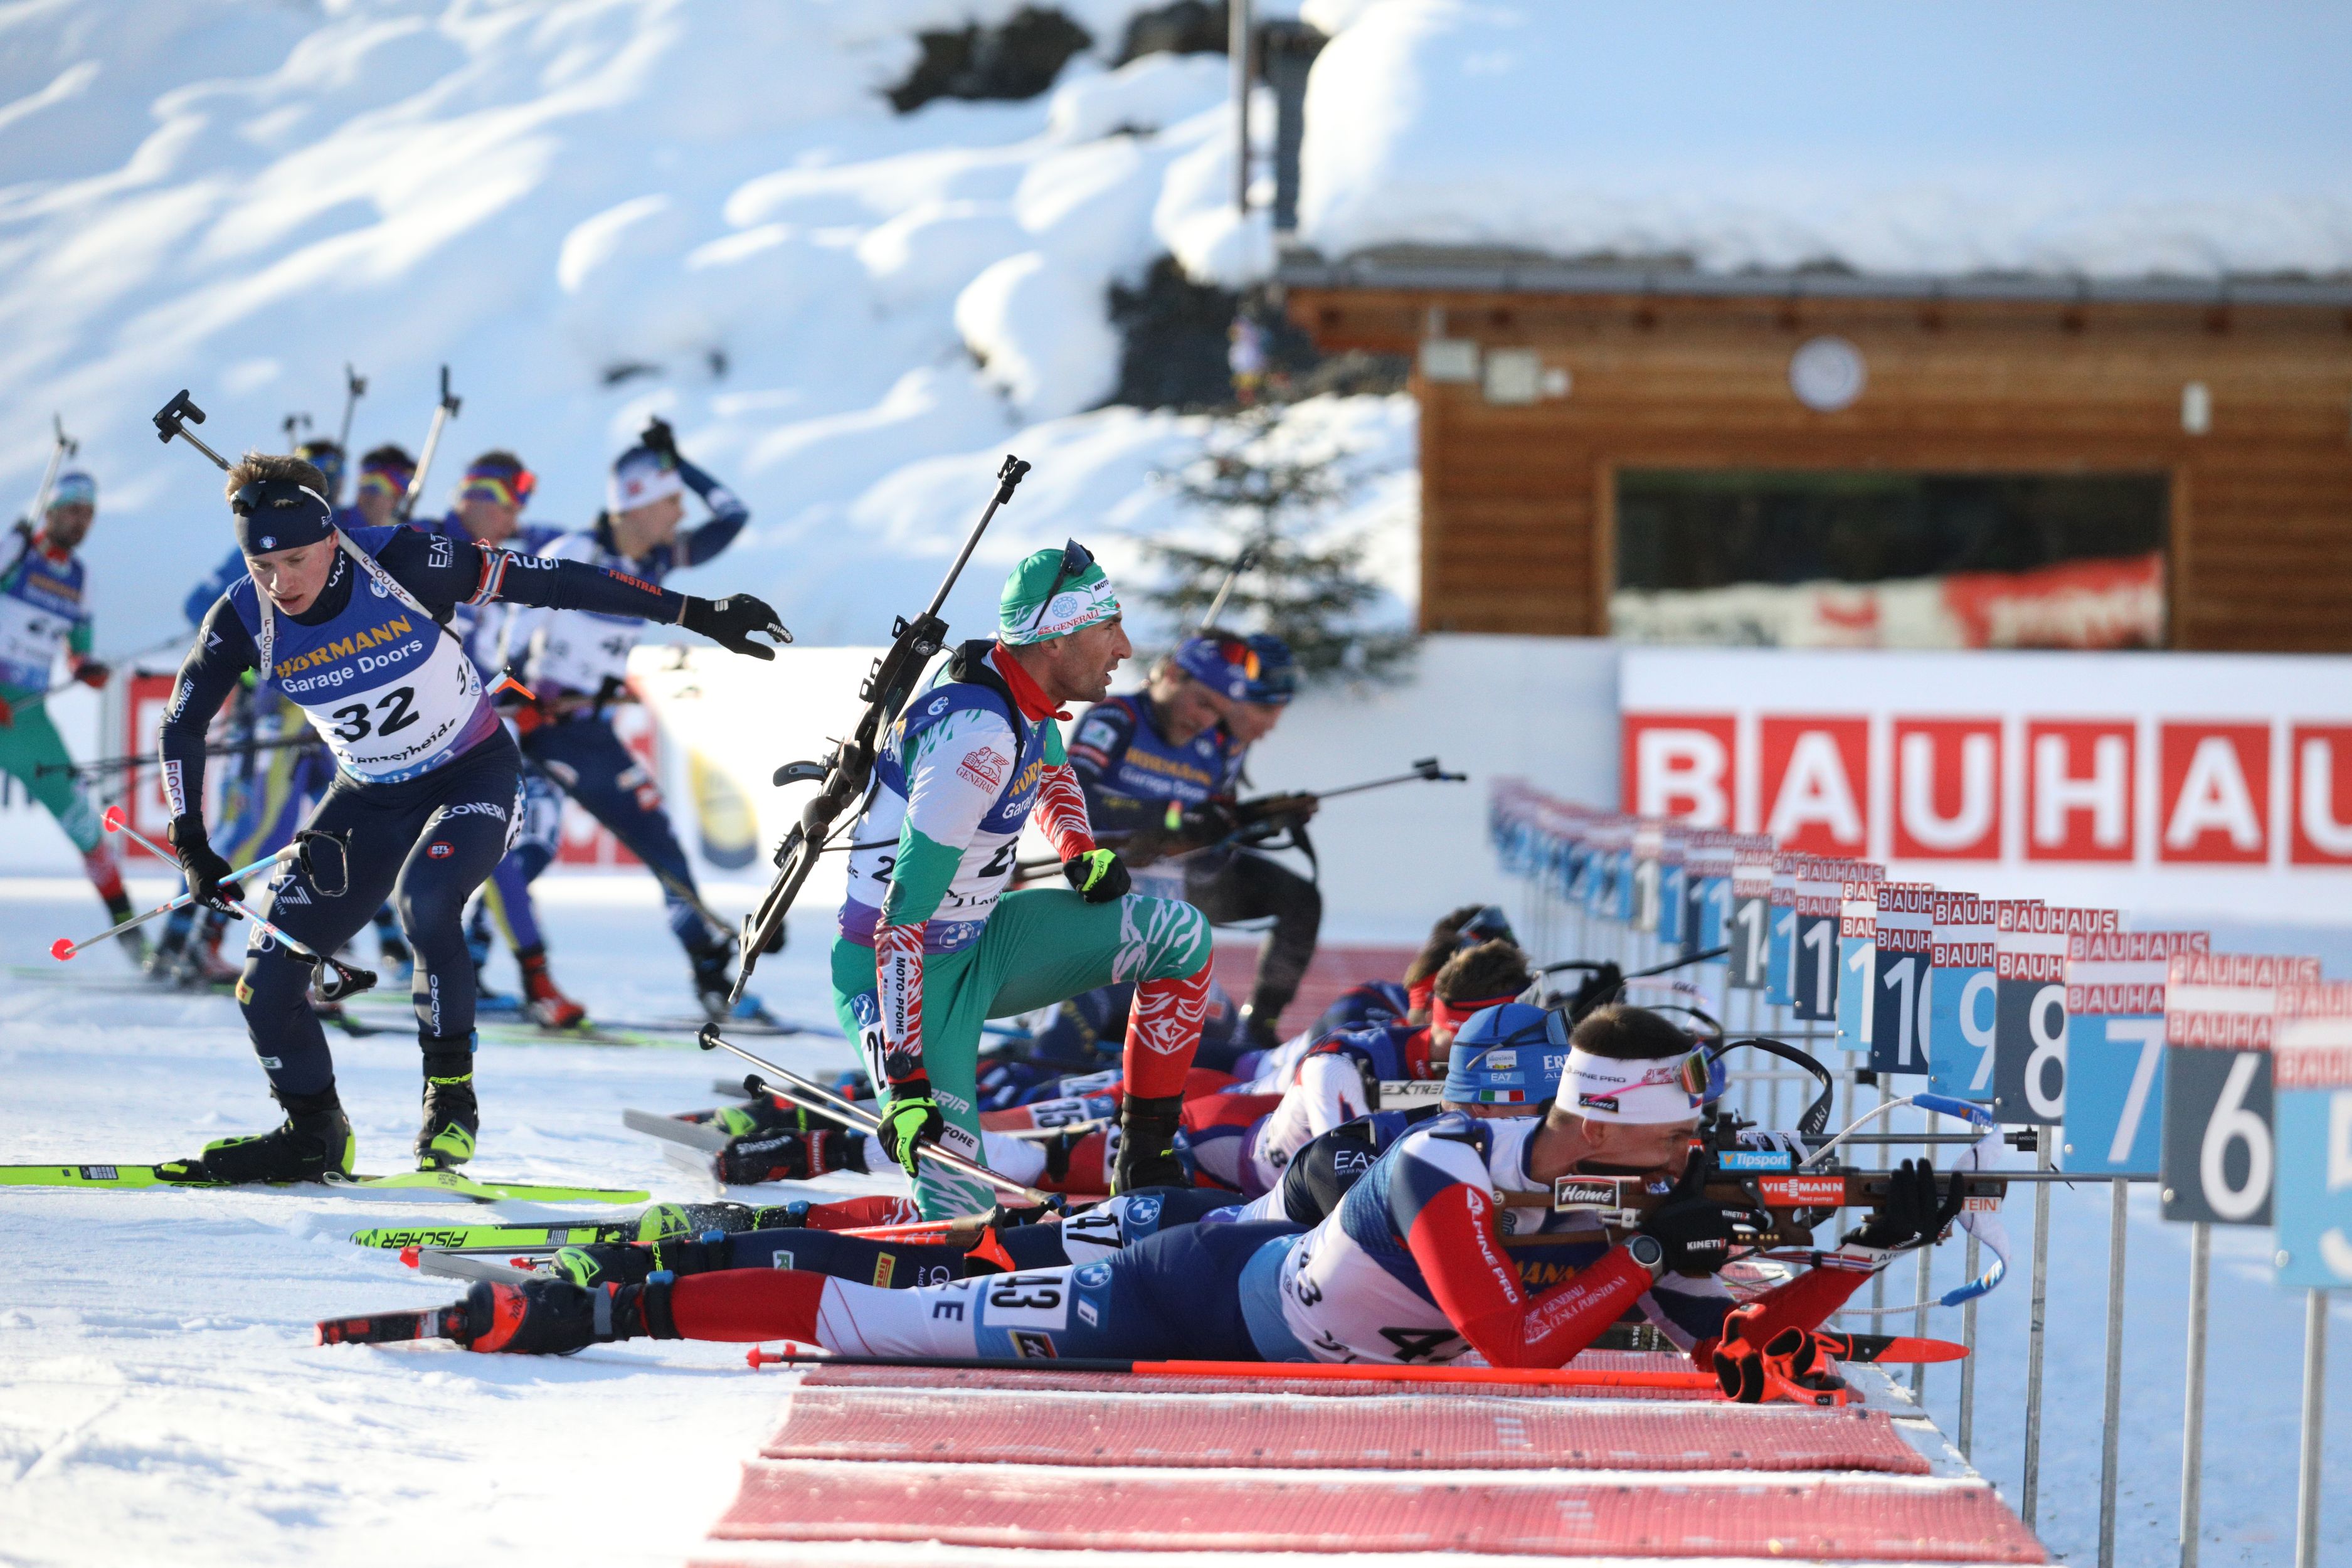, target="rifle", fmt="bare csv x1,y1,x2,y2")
18,414,77,527
35,729,323,780
1499,1158,2011,1253
728,454,1032,1004
334,364,366,495
395,366,460,524
1047,756,1468,873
